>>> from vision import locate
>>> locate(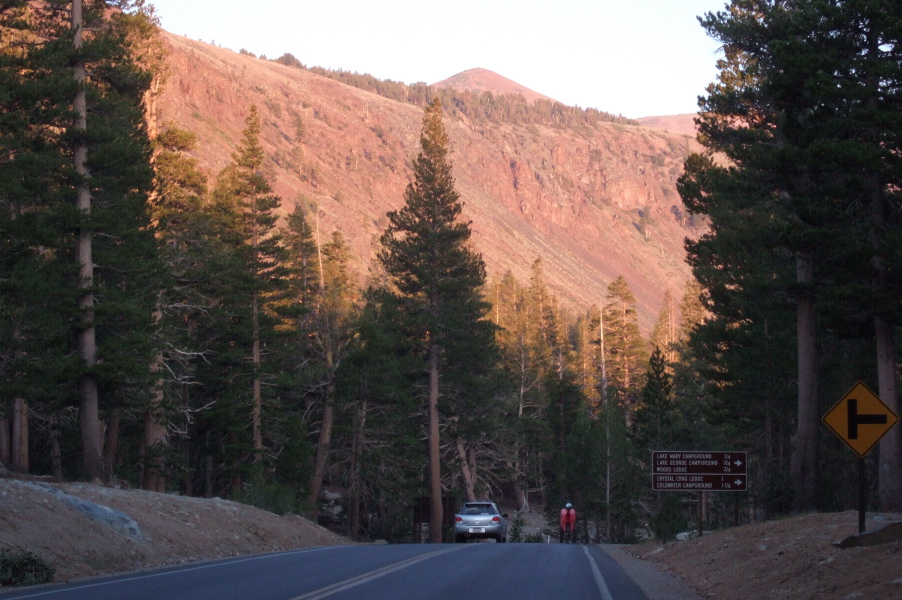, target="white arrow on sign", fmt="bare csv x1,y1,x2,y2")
734,460,743,467
734,479,743,486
